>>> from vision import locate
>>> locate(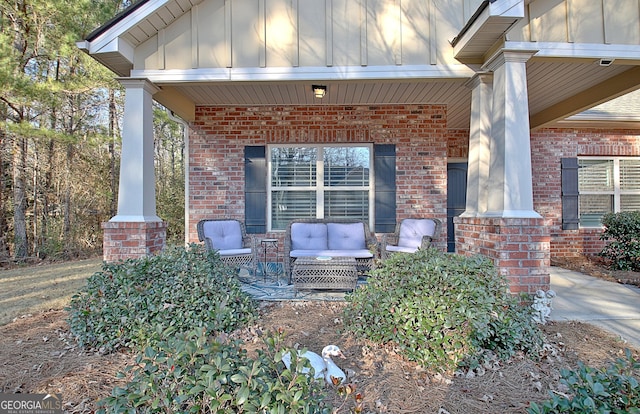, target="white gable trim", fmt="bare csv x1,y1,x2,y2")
505,41,640,60
132,64,476,83
88,0,170,50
